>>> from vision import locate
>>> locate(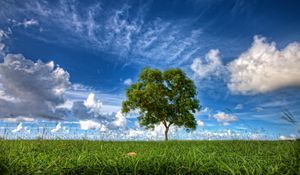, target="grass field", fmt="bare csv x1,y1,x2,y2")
0,140,299,174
